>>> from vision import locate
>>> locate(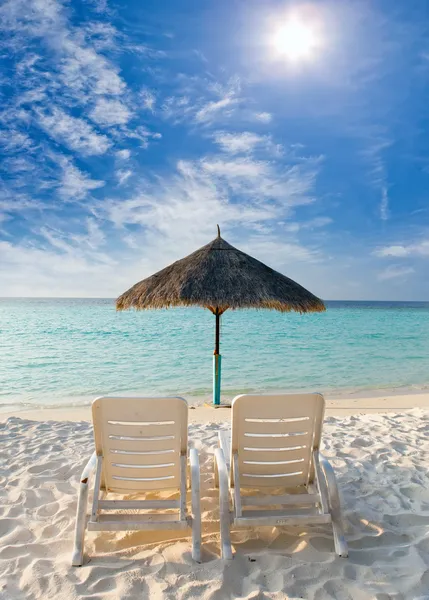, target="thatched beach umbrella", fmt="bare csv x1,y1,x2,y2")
116,227,325,405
